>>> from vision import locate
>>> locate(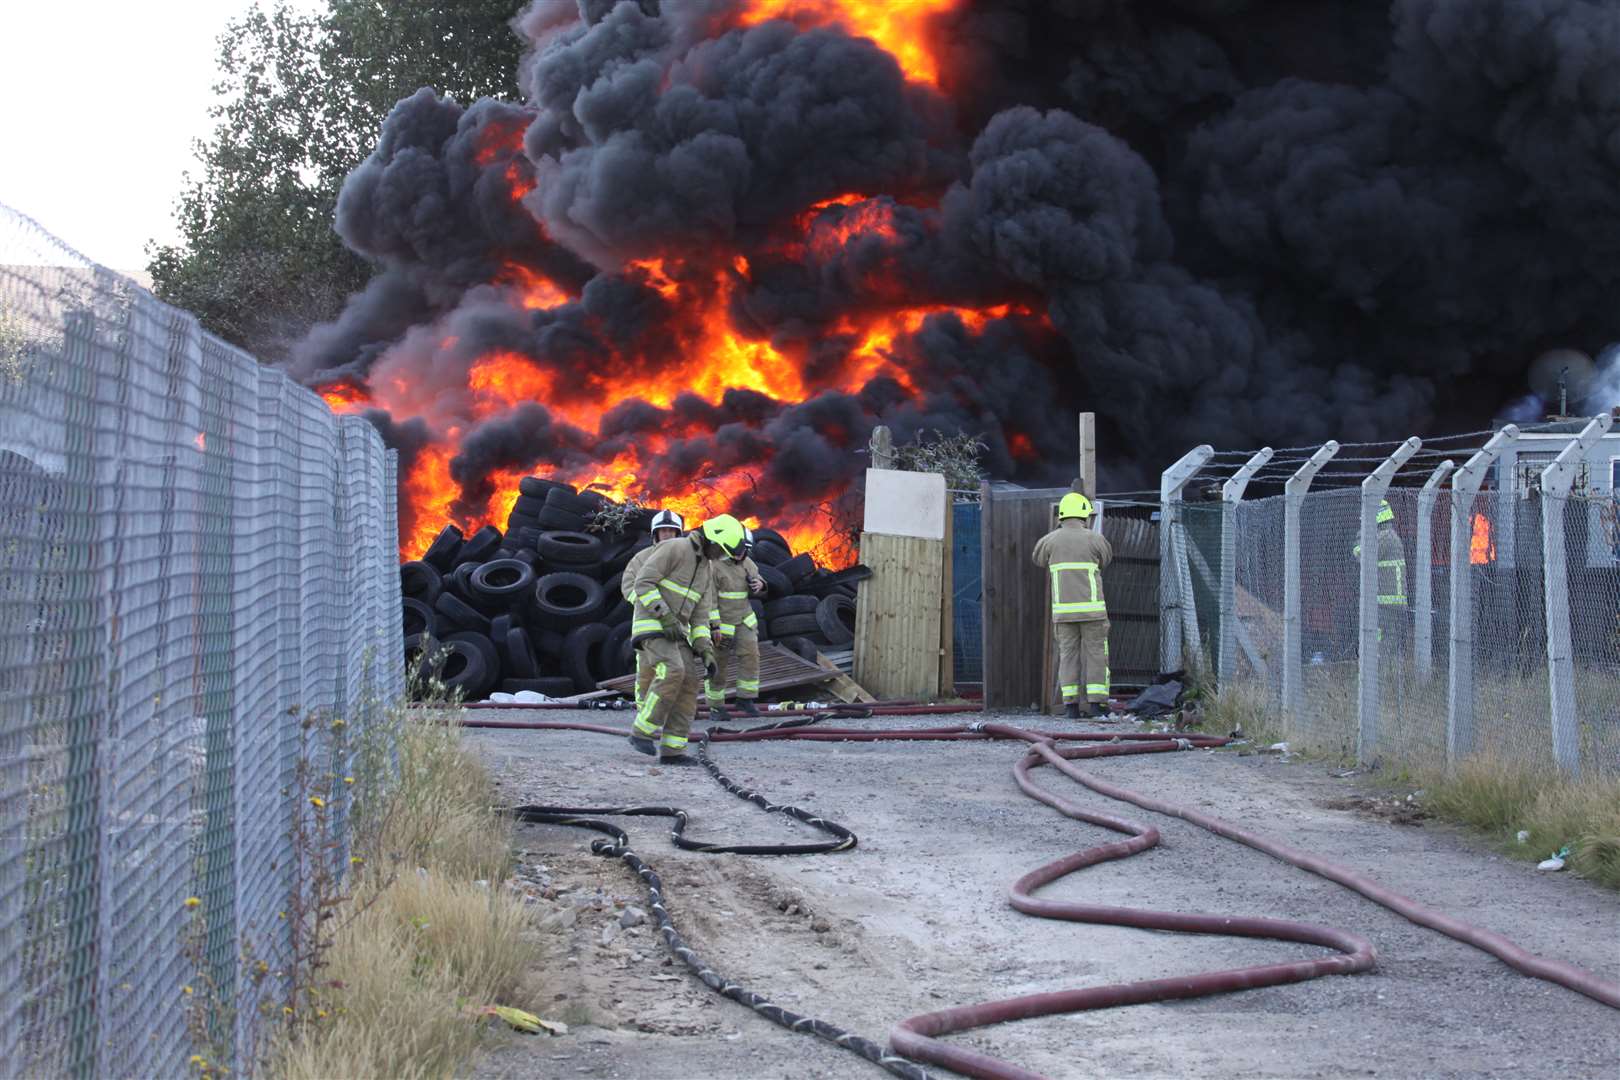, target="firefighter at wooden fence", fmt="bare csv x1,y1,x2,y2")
627,515,742,762
705,526,767,720
1032,493,1114,719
